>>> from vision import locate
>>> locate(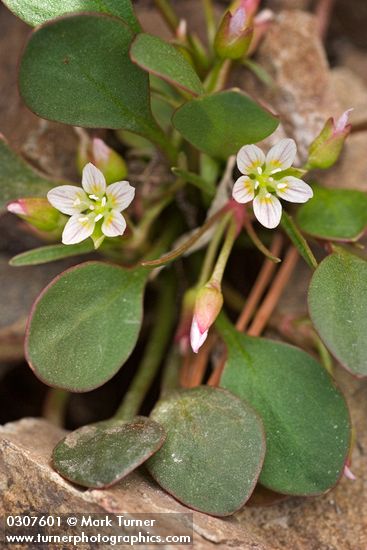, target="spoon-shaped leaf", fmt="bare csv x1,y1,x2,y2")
147,386,266,516
297,186,367,242
172,90,279,159
53,417,165,488
309,248,367,376
218,315,351,496
130,33,204,96
10,241,94,266
3,0,140,32
26,262,148,391
19,14,165,145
